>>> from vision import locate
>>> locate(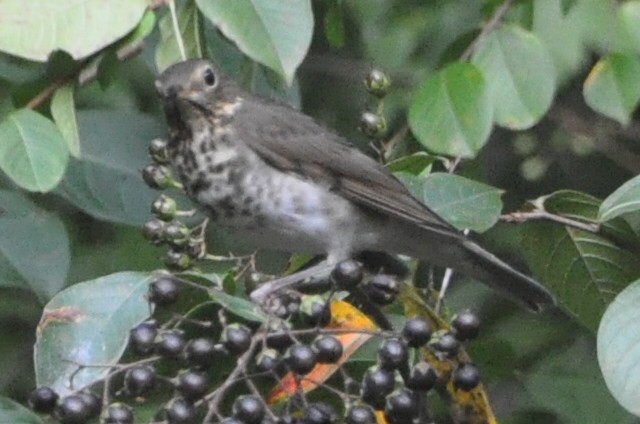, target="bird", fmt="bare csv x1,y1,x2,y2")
154,58,555,312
